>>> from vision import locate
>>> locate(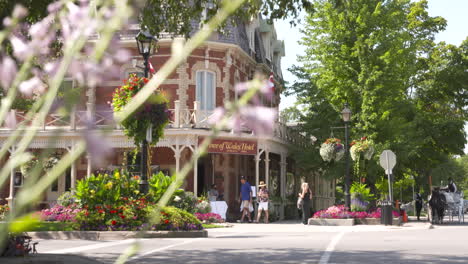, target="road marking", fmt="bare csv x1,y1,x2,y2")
128,231,246,261
318,231,346,264
43,239,145,254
